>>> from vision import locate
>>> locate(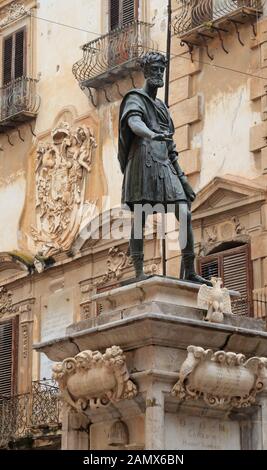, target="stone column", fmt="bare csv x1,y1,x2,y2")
145,382,165,450
61,407,90,450
260,393,267,450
